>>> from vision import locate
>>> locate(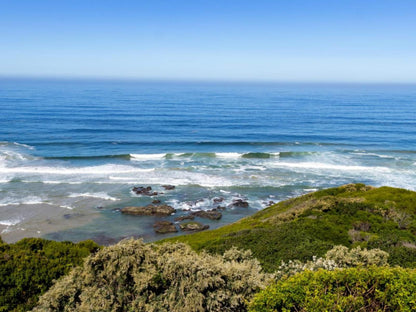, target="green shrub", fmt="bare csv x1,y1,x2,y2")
275,245,389,280
0,238,100,312
33,239,270,312
249,266,416,312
